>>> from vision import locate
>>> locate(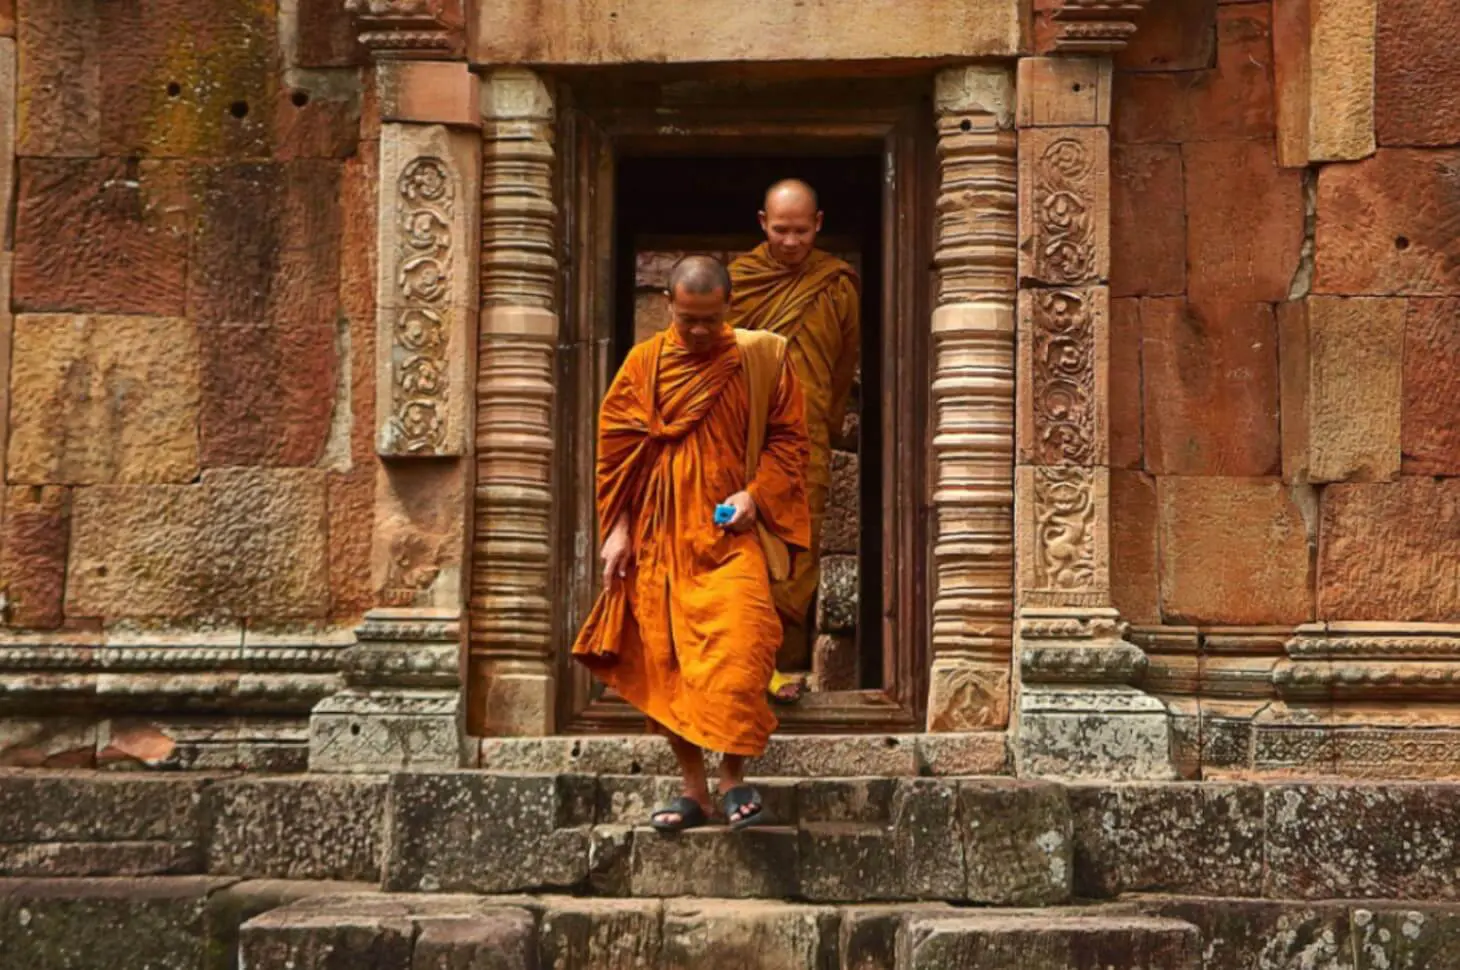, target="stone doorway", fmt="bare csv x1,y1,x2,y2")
546,74,936,736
